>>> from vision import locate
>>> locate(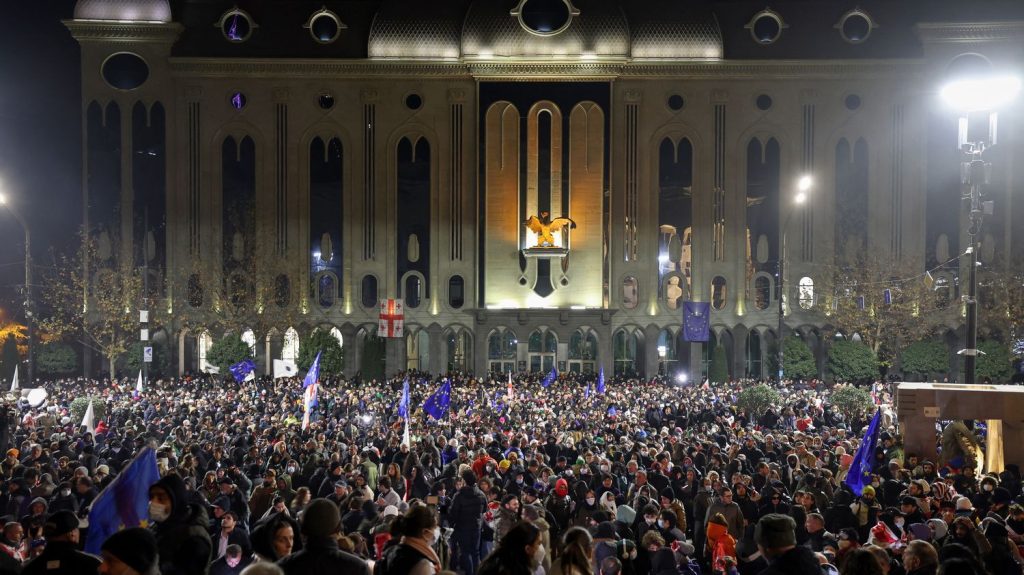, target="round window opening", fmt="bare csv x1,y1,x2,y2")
319,94,335,110
405,93,423,110
840,12,872,44
667,94,685,111
309,12,341,44
515,0,577,36
221,10,253,43
101,53,149,91
845,94,862,110
756,94,773,111
751,13,782,44
230,92,247,111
